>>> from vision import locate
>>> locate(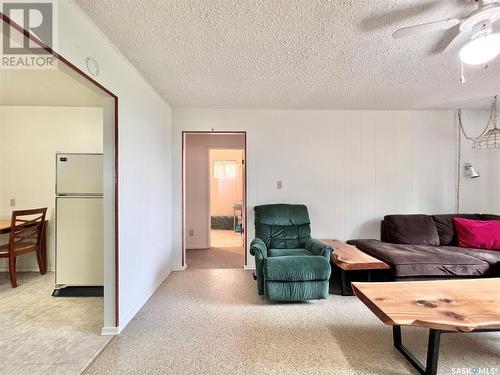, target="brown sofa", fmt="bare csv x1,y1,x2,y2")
347,214,500,281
